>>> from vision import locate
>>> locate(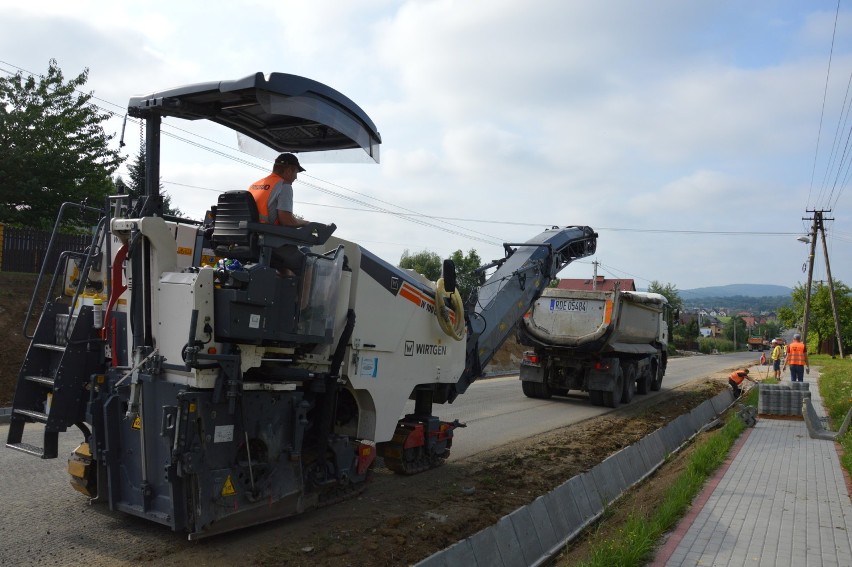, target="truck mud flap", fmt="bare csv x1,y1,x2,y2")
519,363,545,383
